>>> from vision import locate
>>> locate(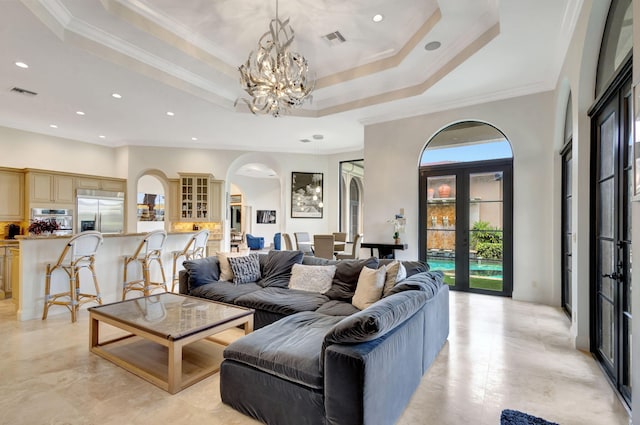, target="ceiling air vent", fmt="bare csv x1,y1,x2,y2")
322,31,346,46
10,87,38,96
